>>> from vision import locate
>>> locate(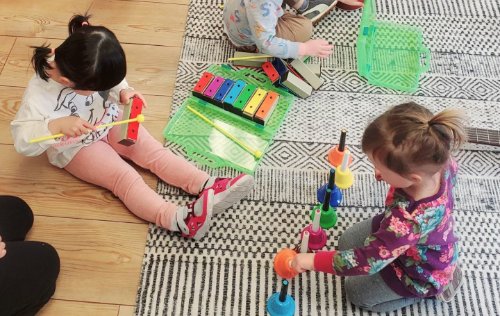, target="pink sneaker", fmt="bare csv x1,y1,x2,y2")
202,174,254,214
178,189,214,240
